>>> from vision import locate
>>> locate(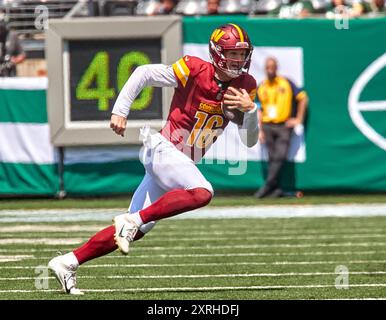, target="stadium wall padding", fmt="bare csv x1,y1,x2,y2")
0,17,386,196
